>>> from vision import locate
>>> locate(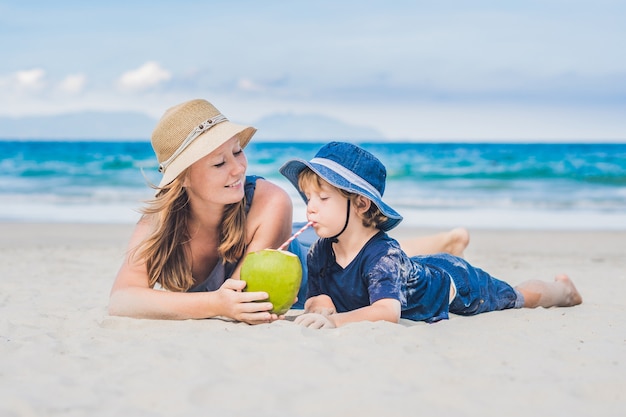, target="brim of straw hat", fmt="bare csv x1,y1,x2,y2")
157,122,256,189
279,158,403,232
